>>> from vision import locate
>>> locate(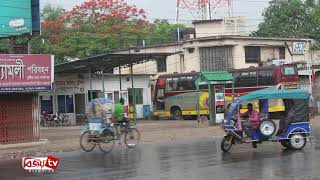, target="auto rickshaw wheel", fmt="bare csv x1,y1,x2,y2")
280,140,291,149
221,134,233,153
258,119,276,137
289,134,306,150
